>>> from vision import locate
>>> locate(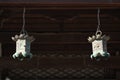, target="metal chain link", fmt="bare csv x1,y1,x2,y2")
20,8,28,35
96,8,102,36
